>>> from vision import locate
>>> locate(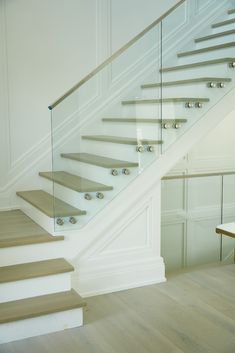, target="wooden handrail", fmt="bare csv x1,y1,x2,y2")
162,171,235,180
48,0,186,110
